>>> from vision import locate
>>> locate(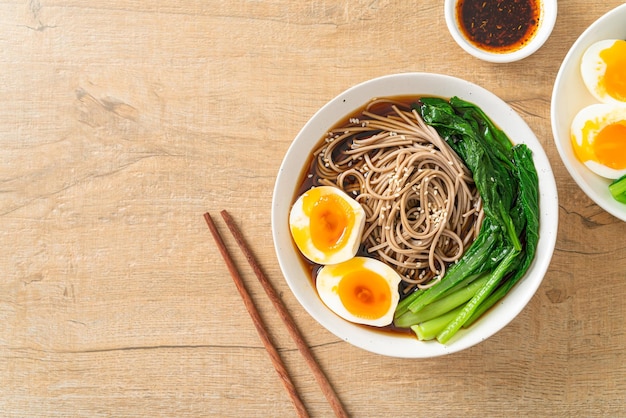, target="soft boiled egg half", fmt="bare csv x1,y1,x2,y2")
316,256,402,327
289,186,402,327
570,103,626,179
580,39,626,105
289,185,365,265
